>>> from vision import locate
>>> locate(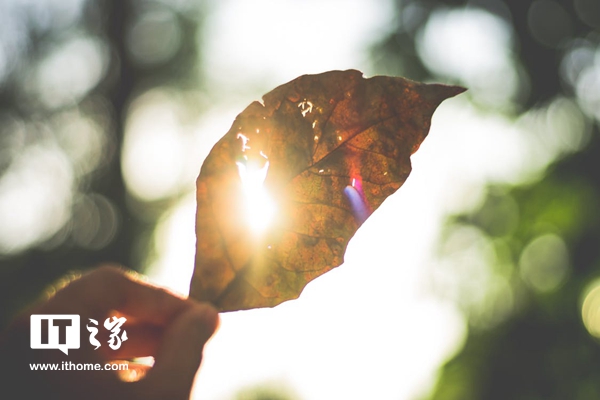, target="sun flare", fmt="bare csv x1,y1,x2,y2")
235,160,276,235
